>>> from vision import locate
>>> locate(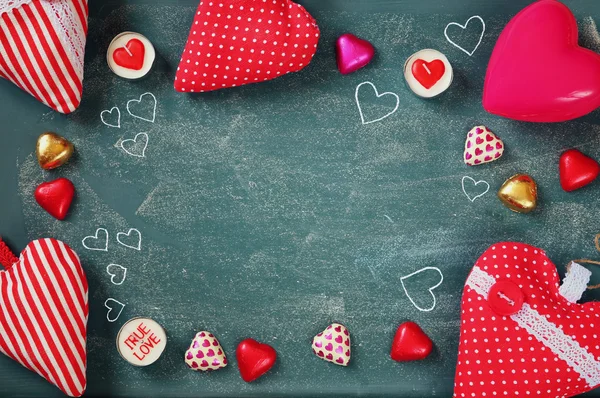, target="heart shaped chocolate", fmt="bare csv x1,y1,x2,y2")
559,149,600,192
336,33,375,75
498,174,537,213
36,132,74,170
34,177,76,220
236,338,276,382
312,323,351,366
185,331,227,371
390,322,433,362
